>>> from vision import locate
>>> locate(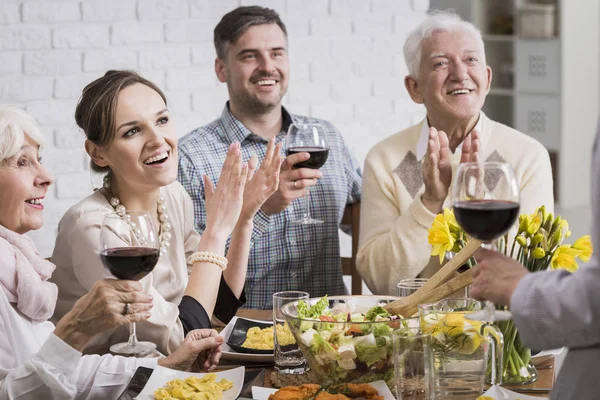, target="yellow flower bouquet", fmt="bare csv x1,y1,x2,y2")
428,205,592,384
